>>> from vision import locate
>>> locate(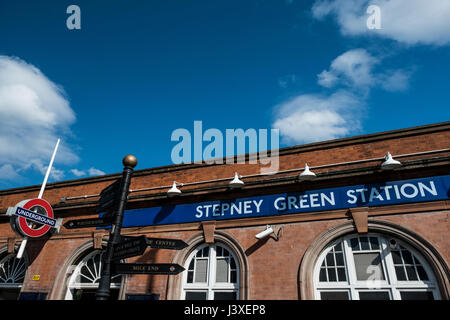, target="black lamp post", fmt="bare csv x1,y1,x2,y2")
96,155,137,300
